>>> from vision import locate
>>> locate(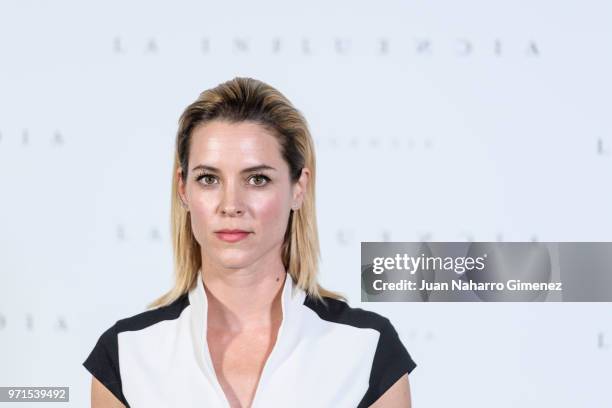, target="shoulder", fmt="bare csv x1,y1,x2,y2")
303,294,398,333
82,293,190,407
305,295,417,408
114,293,190,334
